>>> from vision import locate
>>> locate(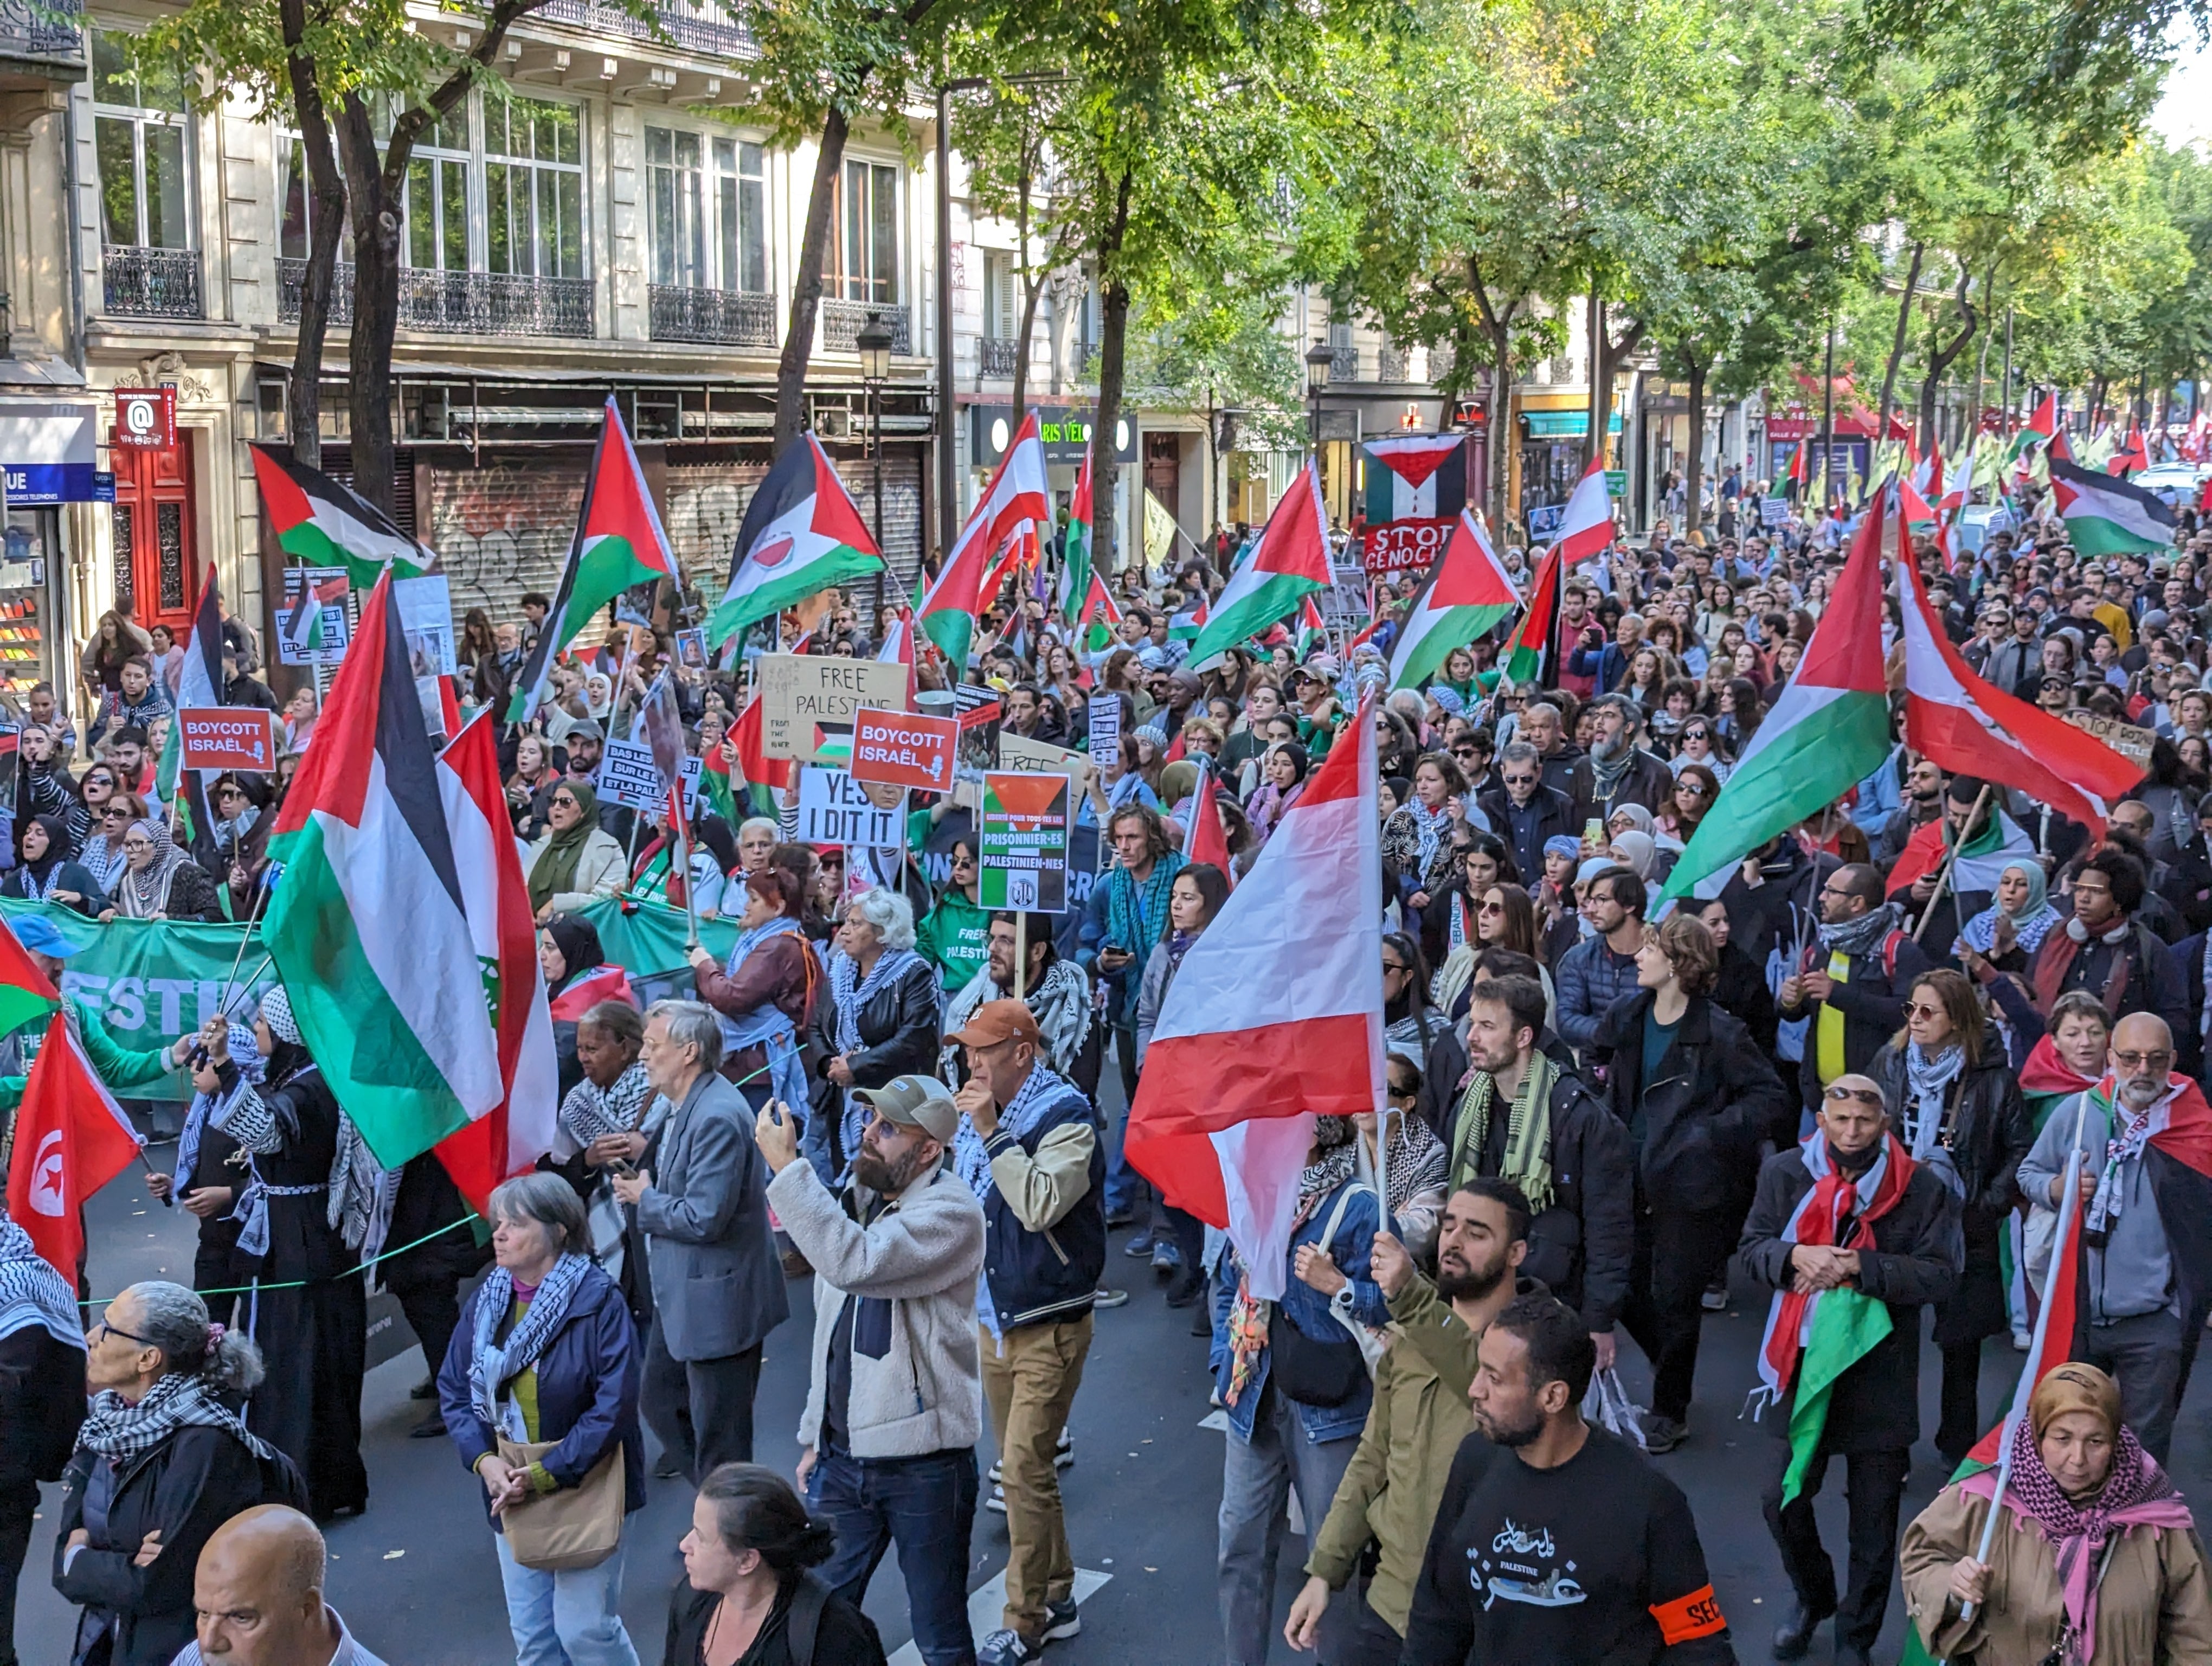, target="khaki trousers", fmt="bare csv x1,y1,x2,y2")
979,1312,1094,1639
